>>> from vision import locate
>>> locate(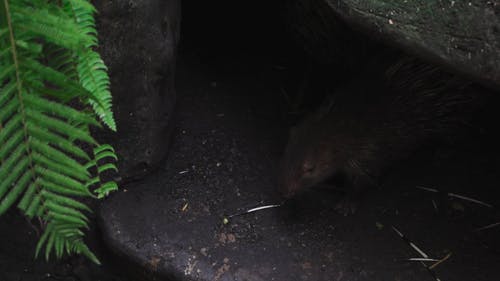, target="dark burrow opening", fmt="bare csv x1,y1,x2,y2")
177,1,500,280
2,1,500,281
179,0,500,204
